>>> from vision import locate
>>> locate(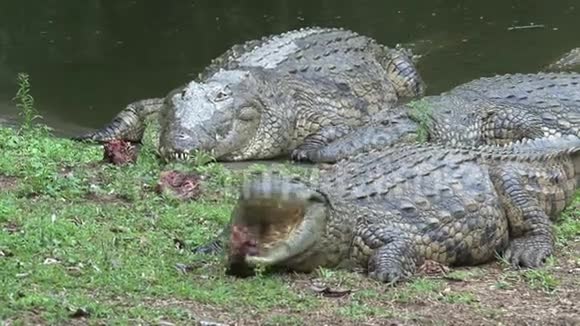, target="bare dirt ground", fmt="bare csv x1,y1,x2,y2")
132,241,580,326
0,174,18,190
